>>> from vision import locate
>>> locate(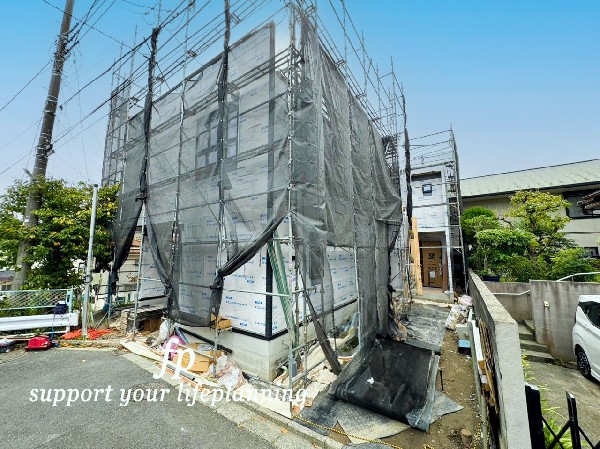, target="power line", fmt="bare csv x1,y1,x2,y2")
0,61,52,114
41,0,133,49
59,0,192,110
67,0,116,52
0,119,44,153
0,155,30,176
120,0,161,9
410,139,451,149
54,10,186,141
409,129,451,141
53,0,275,146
